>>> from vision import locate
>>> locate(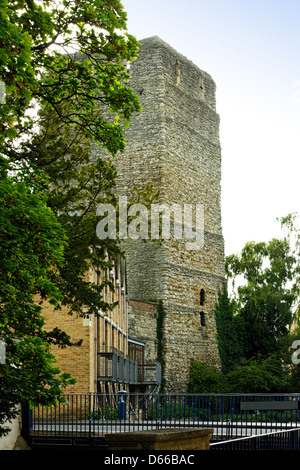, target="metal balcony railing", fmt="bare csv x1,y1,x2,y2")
138,362,161,385
97,352,161,385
